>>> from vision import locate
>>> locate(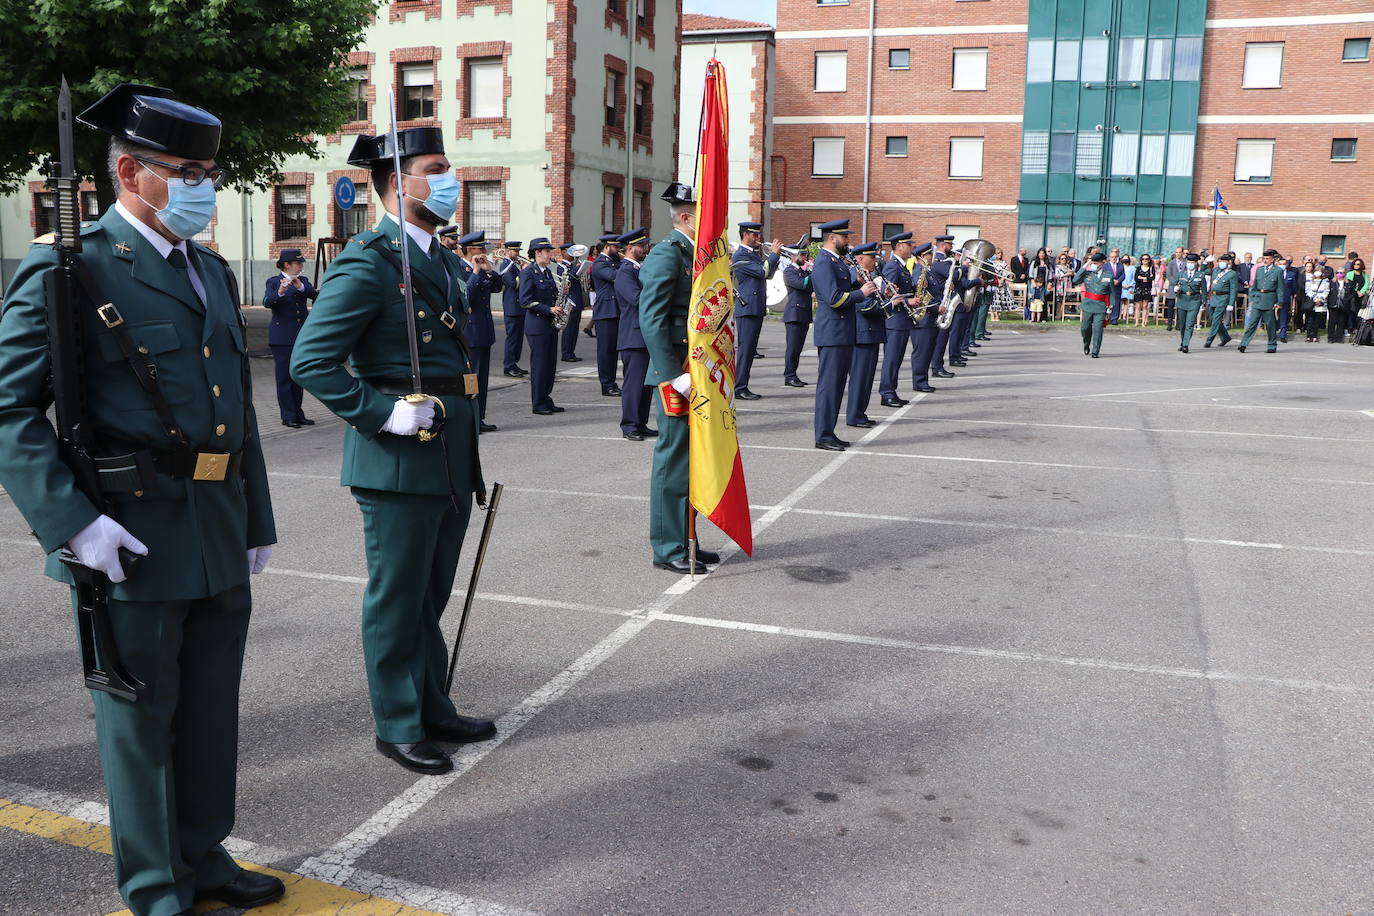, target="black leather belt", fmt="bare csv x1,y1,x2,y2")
368,377,469,396
94,447,243,492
